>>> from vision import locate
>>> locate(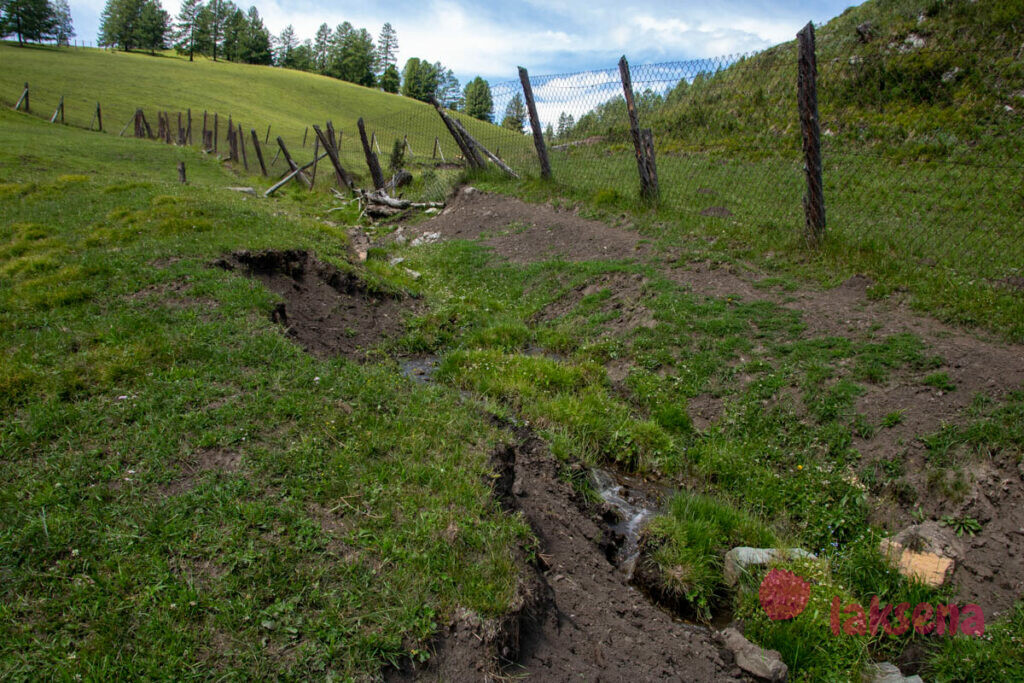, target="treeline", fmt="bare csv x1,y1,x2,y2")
0,0,75,46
